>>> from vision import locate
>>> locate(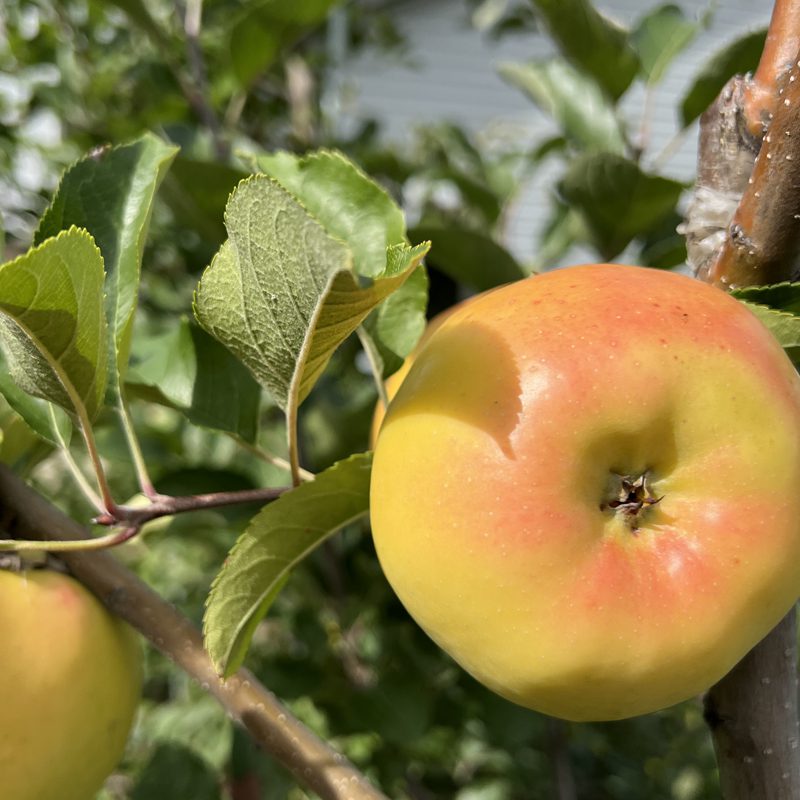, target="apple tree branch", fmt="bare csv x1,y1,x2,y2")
0,464,387,800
